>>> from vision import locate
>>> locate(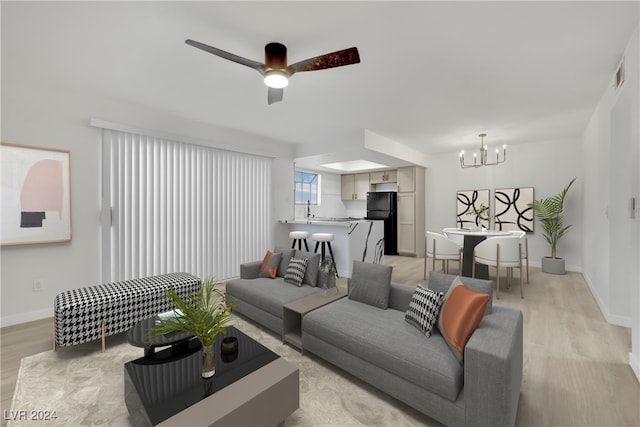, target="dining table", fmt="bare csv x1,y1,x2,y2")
442,228,512,279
